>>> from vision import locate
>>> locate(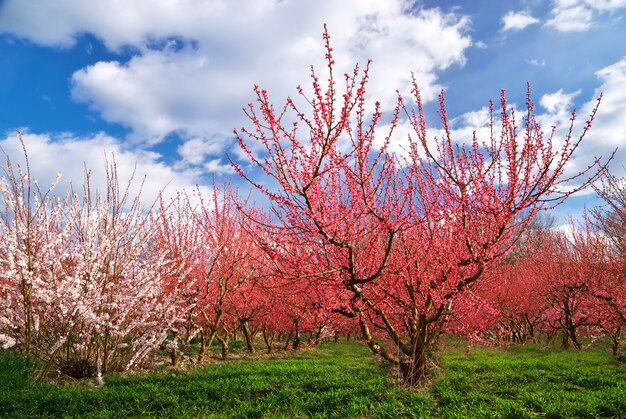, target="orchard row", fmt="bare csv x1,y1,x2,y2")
1,140,623,385
1,27,623,385
0,152,357,379
457,200,626,356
